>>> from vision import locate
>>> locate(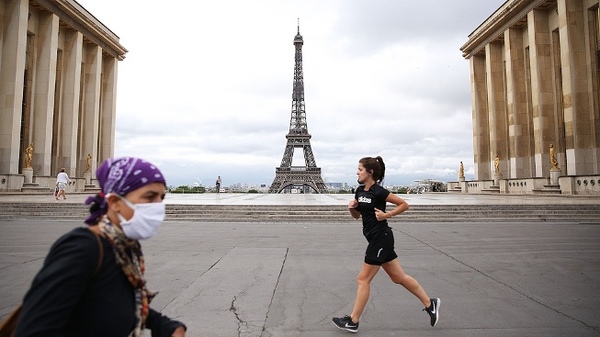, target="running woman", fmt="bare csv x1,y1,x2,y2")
332,156,440,333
